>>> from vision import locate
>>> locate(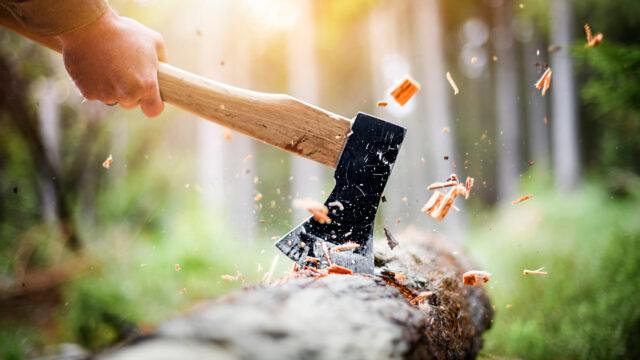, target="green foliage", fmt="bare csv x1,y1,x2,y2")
574,44,640,173
470,181,640,359
0,327,41,360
